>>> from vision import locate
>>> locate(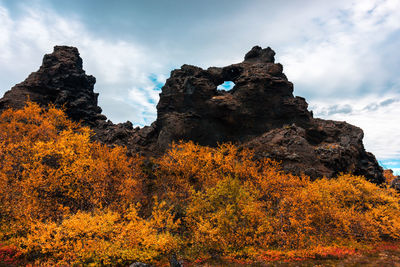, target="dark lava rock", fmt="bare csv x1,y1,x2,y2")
0,46,149,154
391,175,400,191
245,121,383,182
153,46,384,183
155,50,312,149
0,46,106,126
0,45,385,183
